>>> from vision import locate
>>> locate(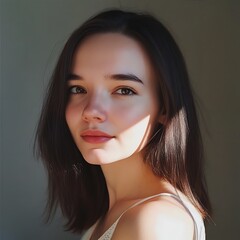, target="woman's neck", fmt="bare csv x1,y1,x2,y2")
100,153,171,209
